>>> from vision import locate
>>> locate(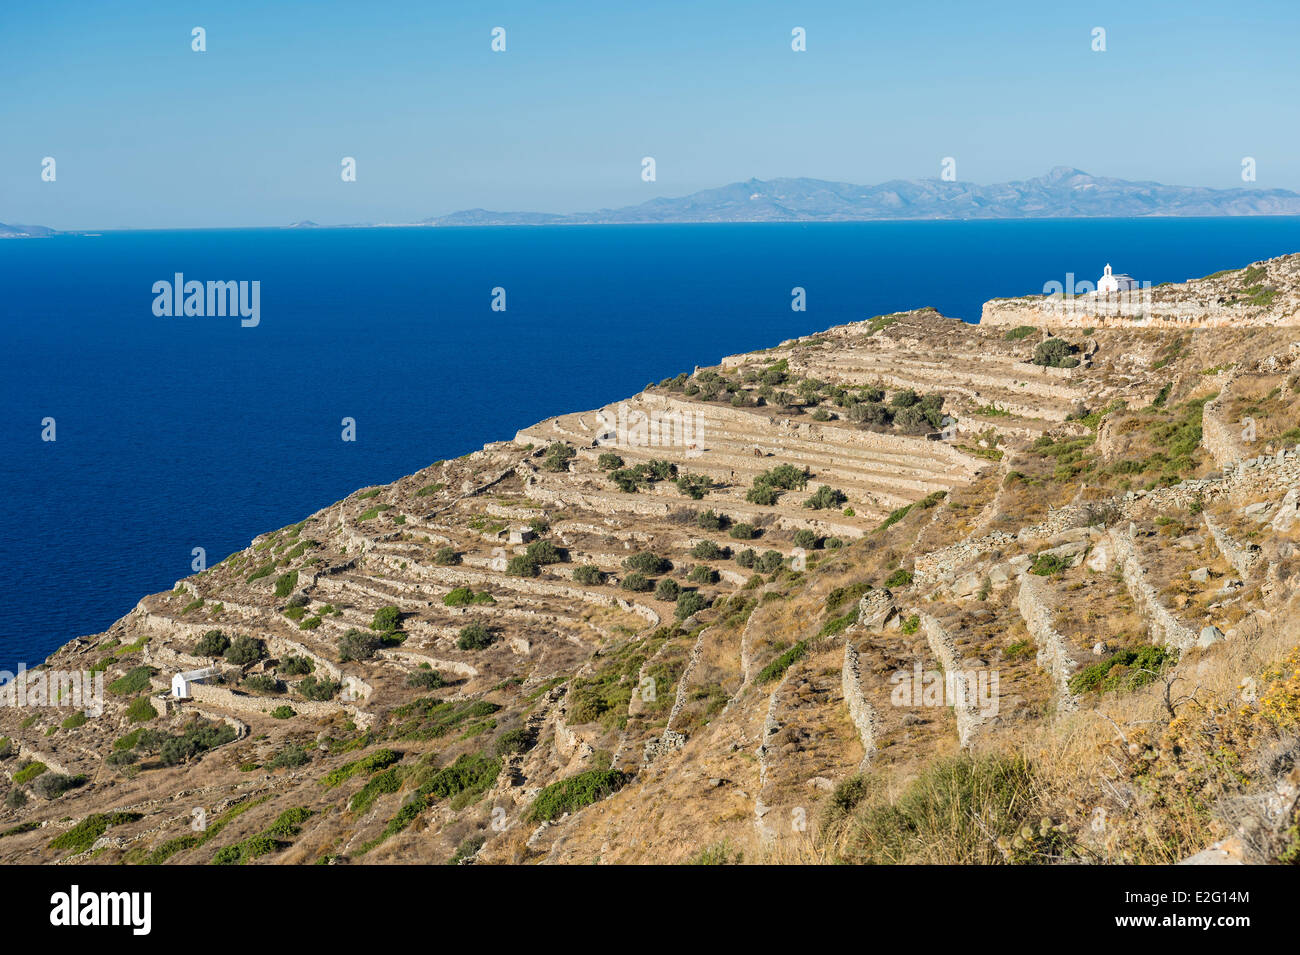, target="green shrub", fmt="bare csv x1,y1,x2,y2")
279,654,314,676
349,767,402,813
729,522,757,540
224,635,266,666
320,749,400,788
242,674,283,694
339,628,382,662
457,623,493,651
371,606,402,632
688,565,718,585
676,473,713,500
298,676,340,701
246,564,274,583
60,711,88,730
271,705,295,719
507,554,540,577
525,539,563,565
408,669,445,690
444,586,494,607
494,729,534,757
1068,645,1175,695
527,769,628,822
675,589,708,620
1005,325,1036,341
543,442,575,472
691,540,727,561
33,773,89,799
193,630,230,657
654,578,682,601
597,452,624,470
624,552,671,575
620,572,653,592
1029,553,1071,576
793,529,820,550
1033,338,1079,368
884,569,914,588
158,720,238,766
266,744,310,770
49,811,141,853
573,565,607,586
434,546,461,566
